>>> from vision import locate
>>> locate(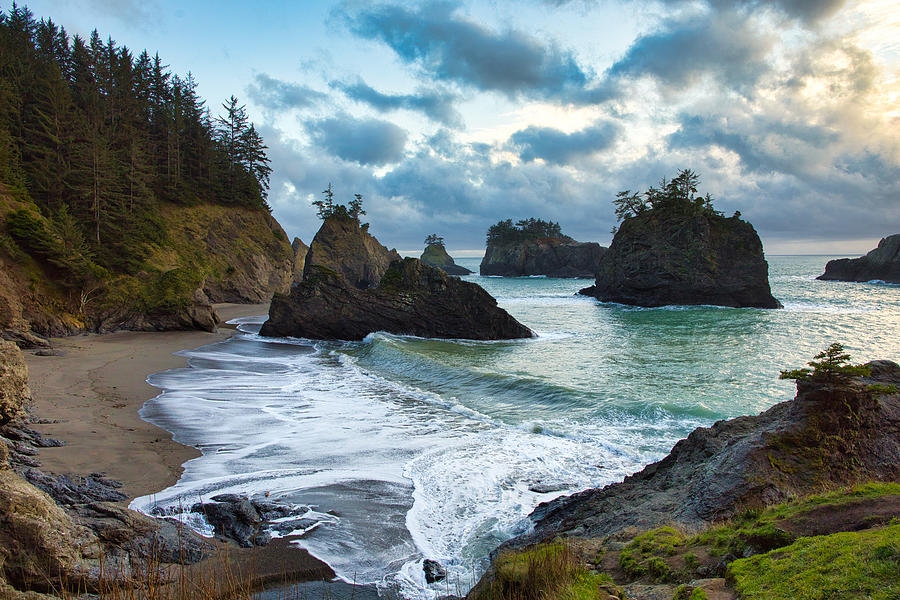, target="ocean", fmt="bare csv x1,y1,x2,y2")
129,255,900,599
